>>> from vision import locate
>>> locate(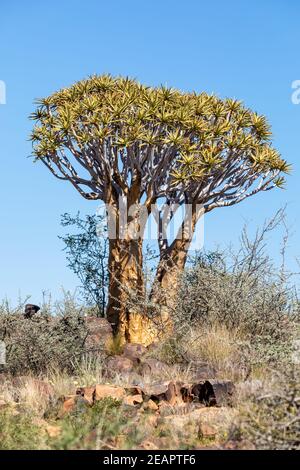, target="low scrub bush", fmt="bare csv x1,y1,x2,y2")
0,409,46,450
233,365,300,449
164,212,299,370
0,293,88,375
